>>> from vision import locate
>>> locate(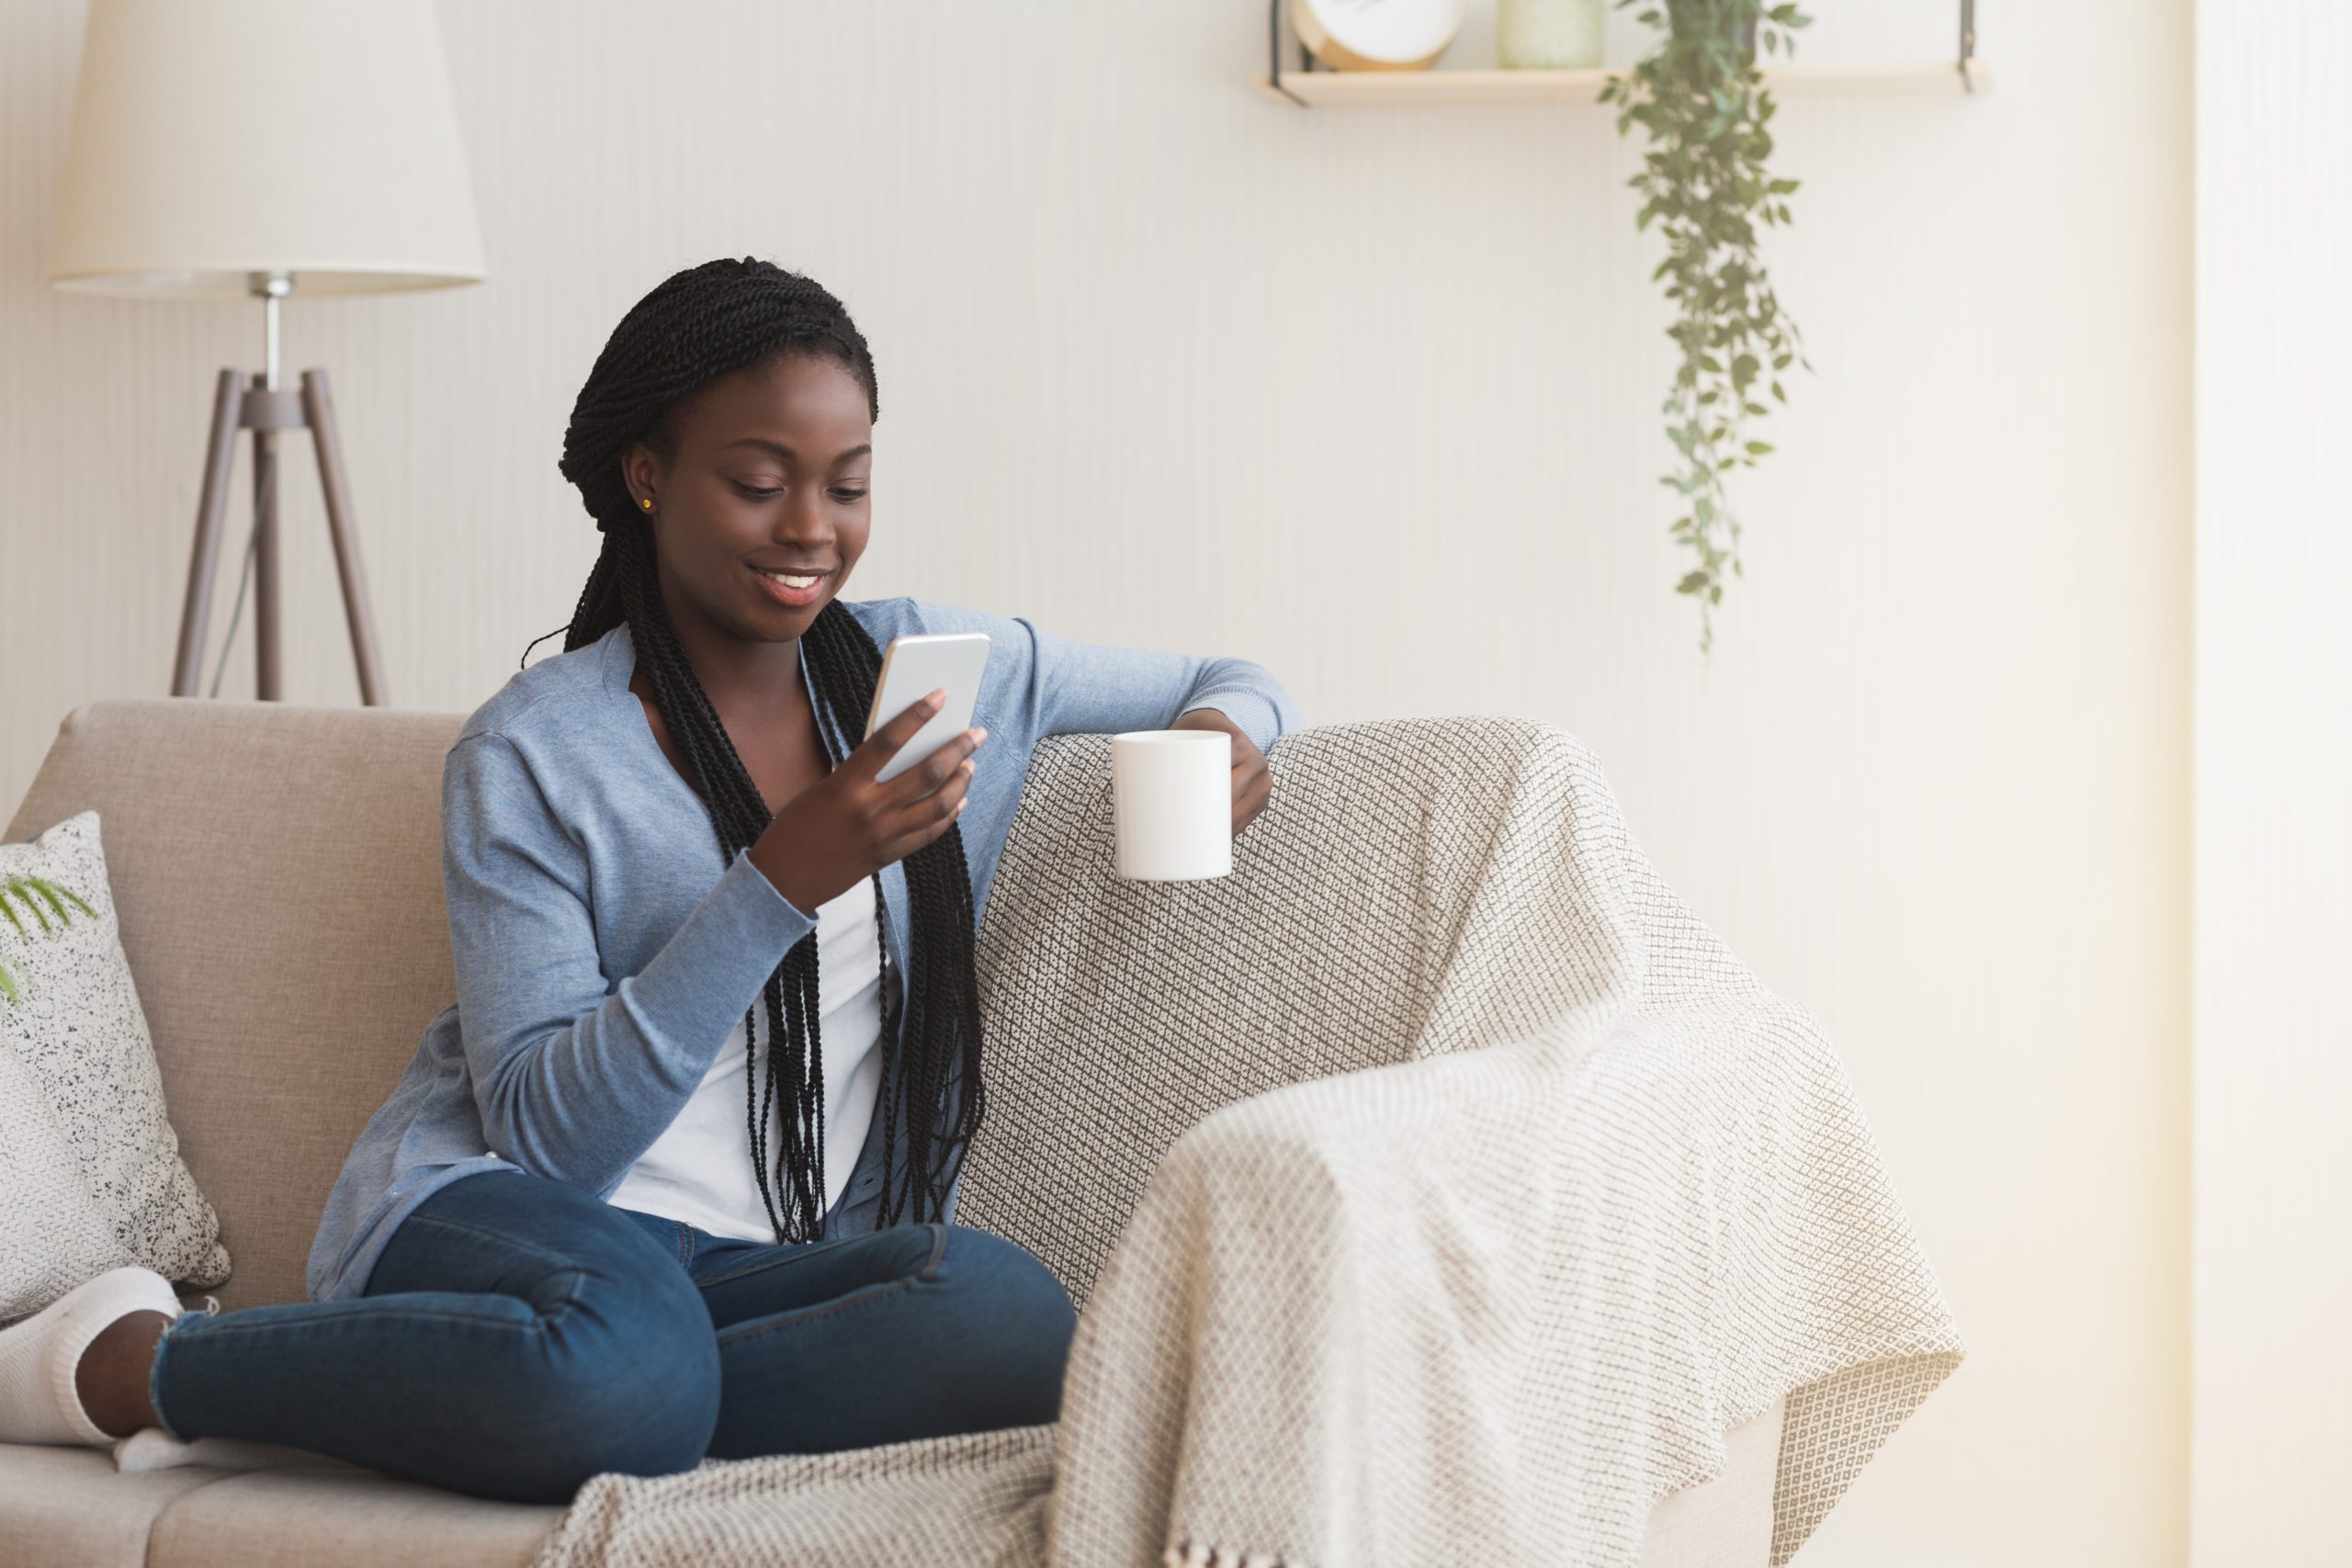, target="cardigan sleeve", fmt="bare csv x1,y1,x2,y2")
903,598,1305,756
440,731,819,1195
